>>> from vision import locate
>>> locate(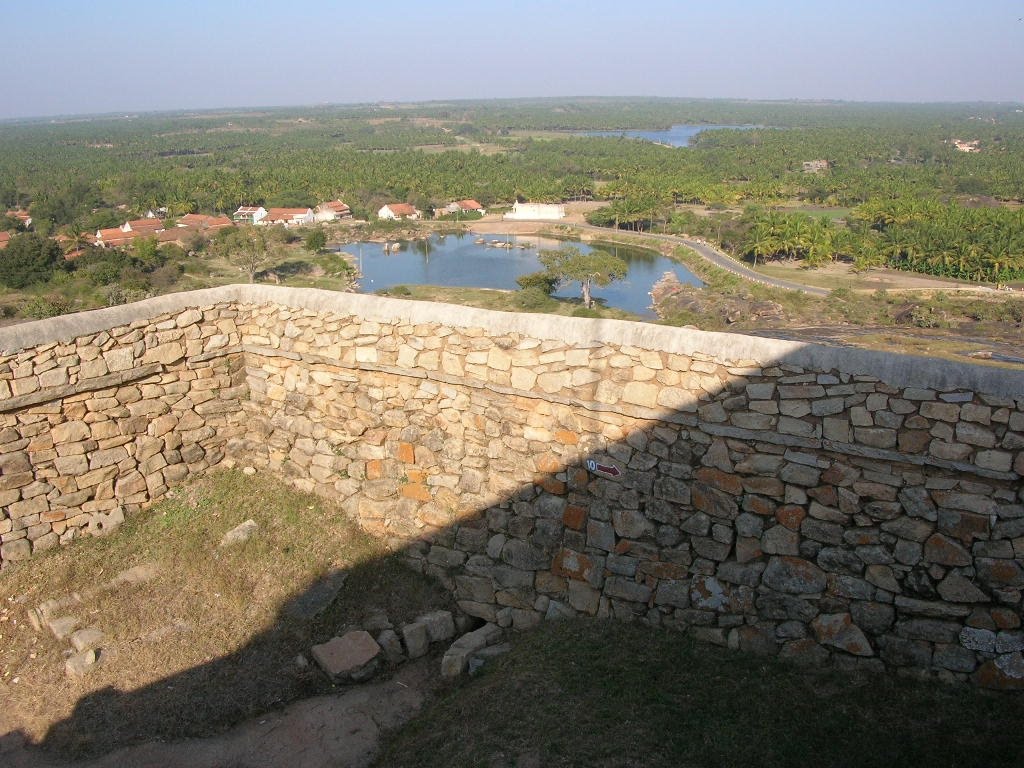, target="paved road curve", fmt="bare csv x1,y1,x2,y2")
566,223,832,297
